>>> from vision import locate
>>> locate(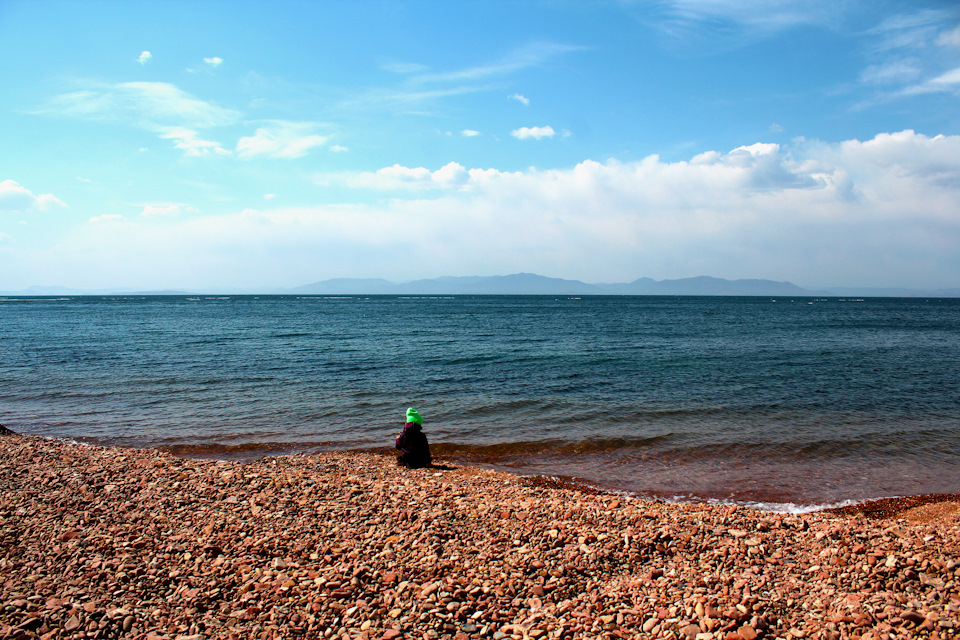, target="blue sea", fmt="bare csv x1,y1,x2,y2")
2,294,958,510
